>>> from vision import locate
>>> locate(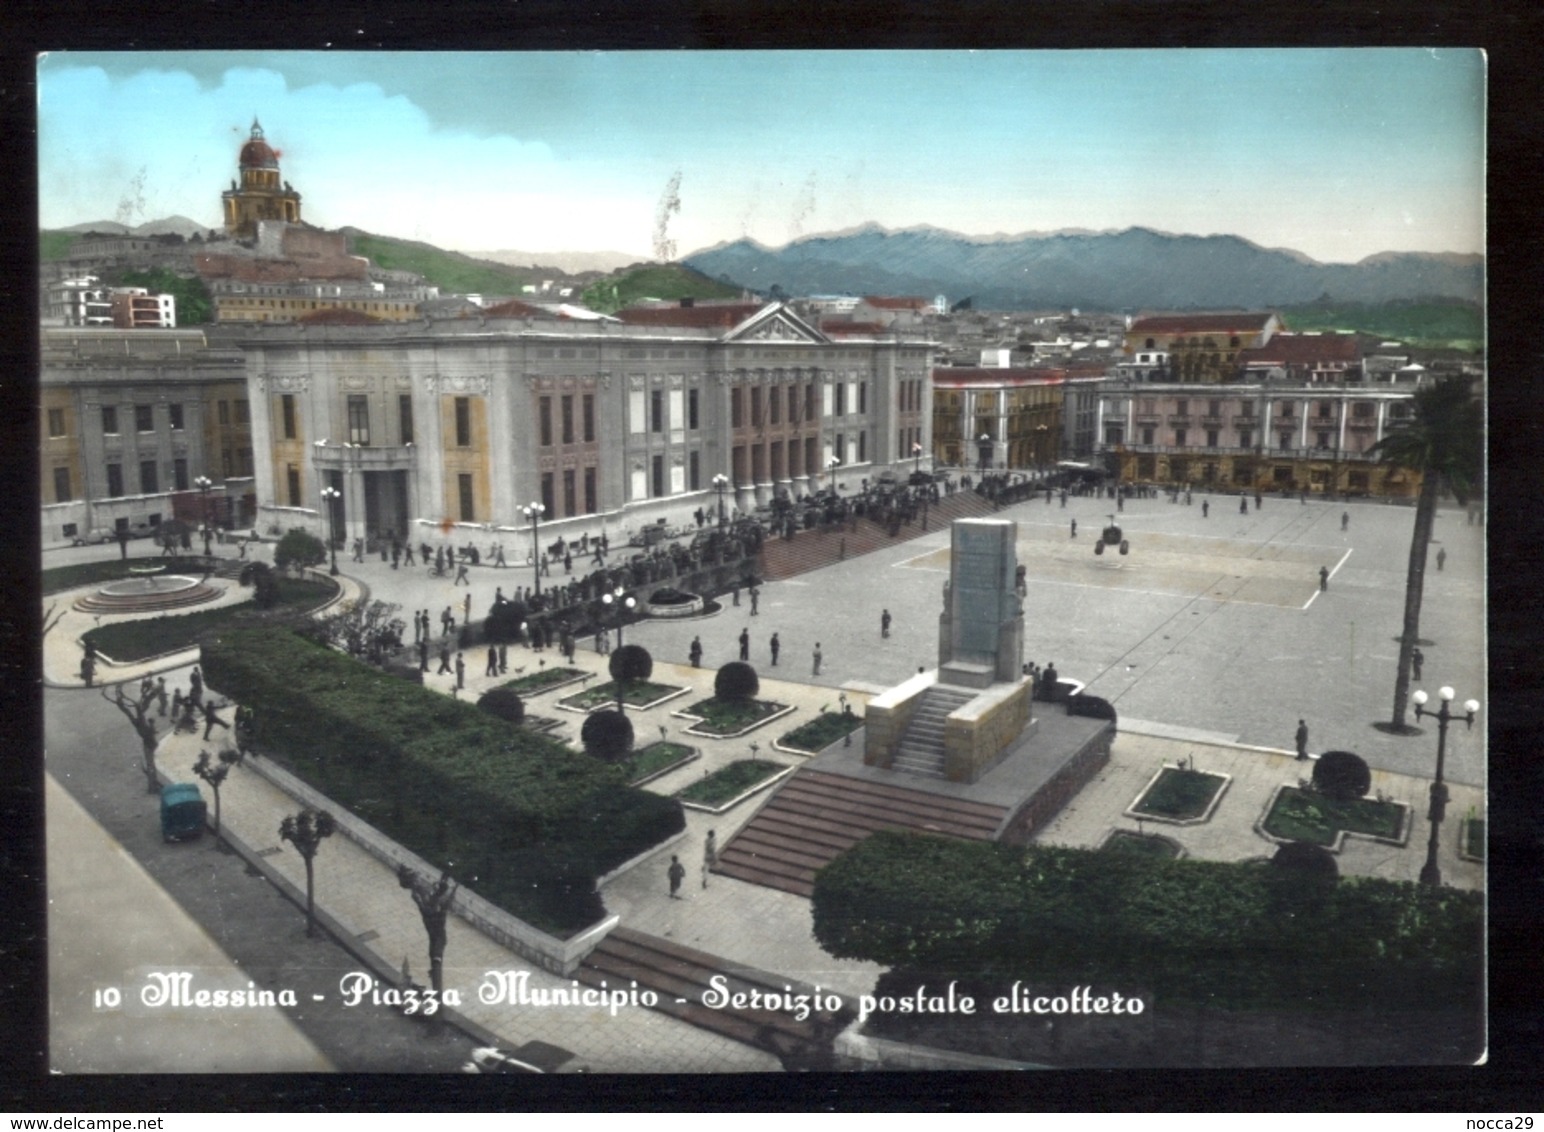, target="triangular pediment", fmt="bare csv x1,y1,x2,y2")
724,302,830,344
